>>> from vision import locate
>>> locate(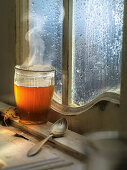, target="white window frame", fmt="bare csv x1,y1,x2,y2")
15,0,127,116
